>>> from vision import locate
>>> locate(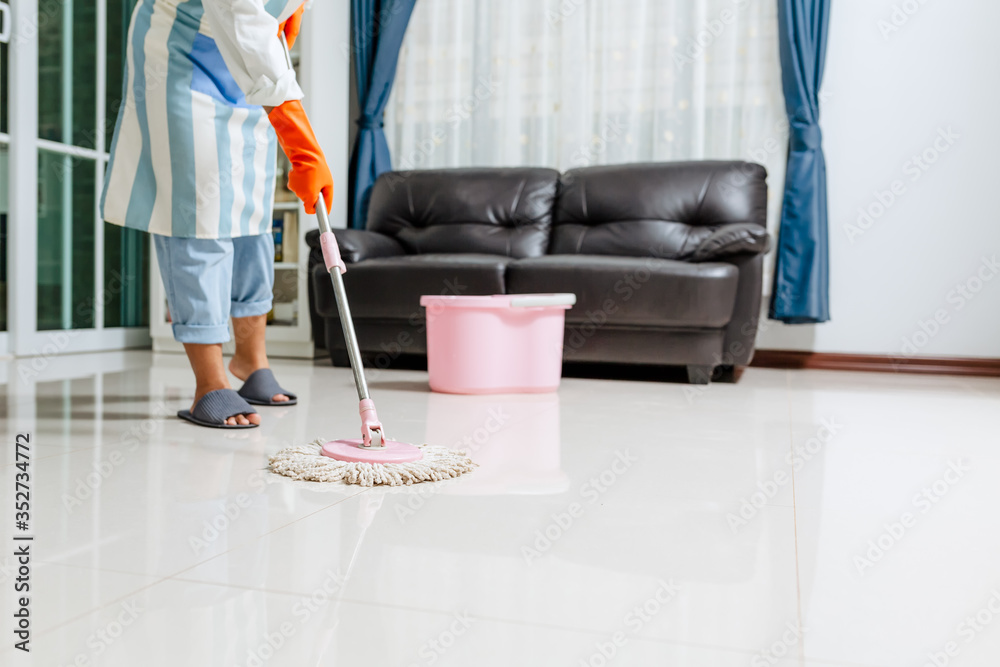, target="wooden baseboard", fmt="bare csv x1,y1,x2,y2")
751,350,1000,378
